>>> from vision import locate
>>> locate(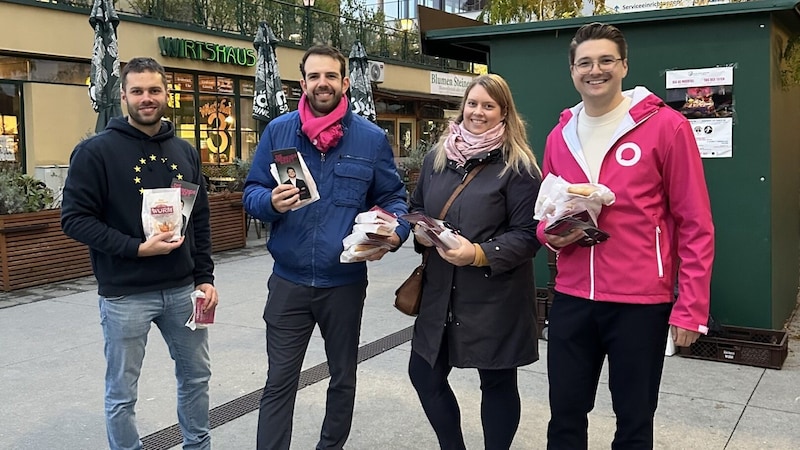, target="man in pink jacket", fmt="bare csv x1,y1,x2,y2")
538,23,715,449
